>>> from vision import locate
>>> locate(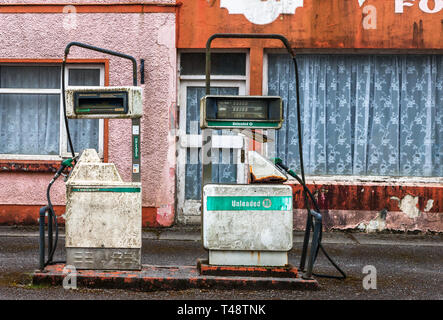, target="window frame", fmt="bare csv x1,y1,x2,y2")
176,49,250,223
0,62,105,161
178,48,250,93
61,63,105,159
